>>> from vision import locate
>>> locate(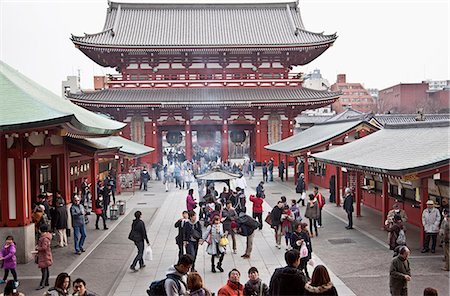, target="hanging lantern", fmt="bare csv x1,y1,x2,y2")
166,131,183,145
197,131,216,147
230,130,246,144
